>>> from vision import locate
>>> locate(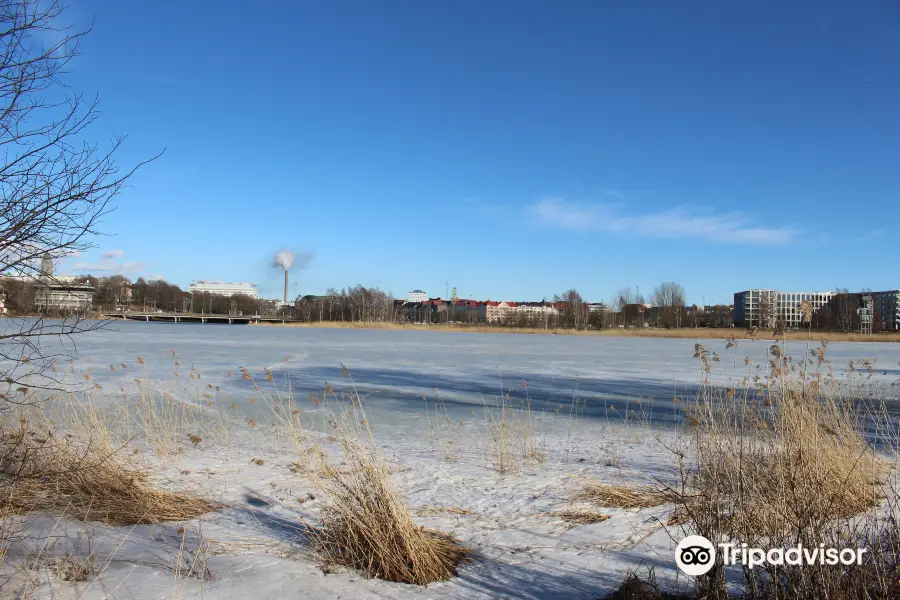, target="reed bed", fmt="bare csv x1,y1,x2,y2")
656,339,900,599
0,417,213,525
